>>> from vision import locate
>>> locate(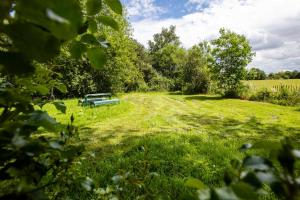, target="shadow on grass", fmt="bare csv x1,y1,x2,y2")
181,114,300,141
167,91,184,95
65,113,300,199
184,95,223,101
